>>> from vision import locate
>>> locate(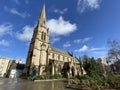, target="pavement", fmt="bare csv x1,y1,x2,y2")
0,78,71,90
